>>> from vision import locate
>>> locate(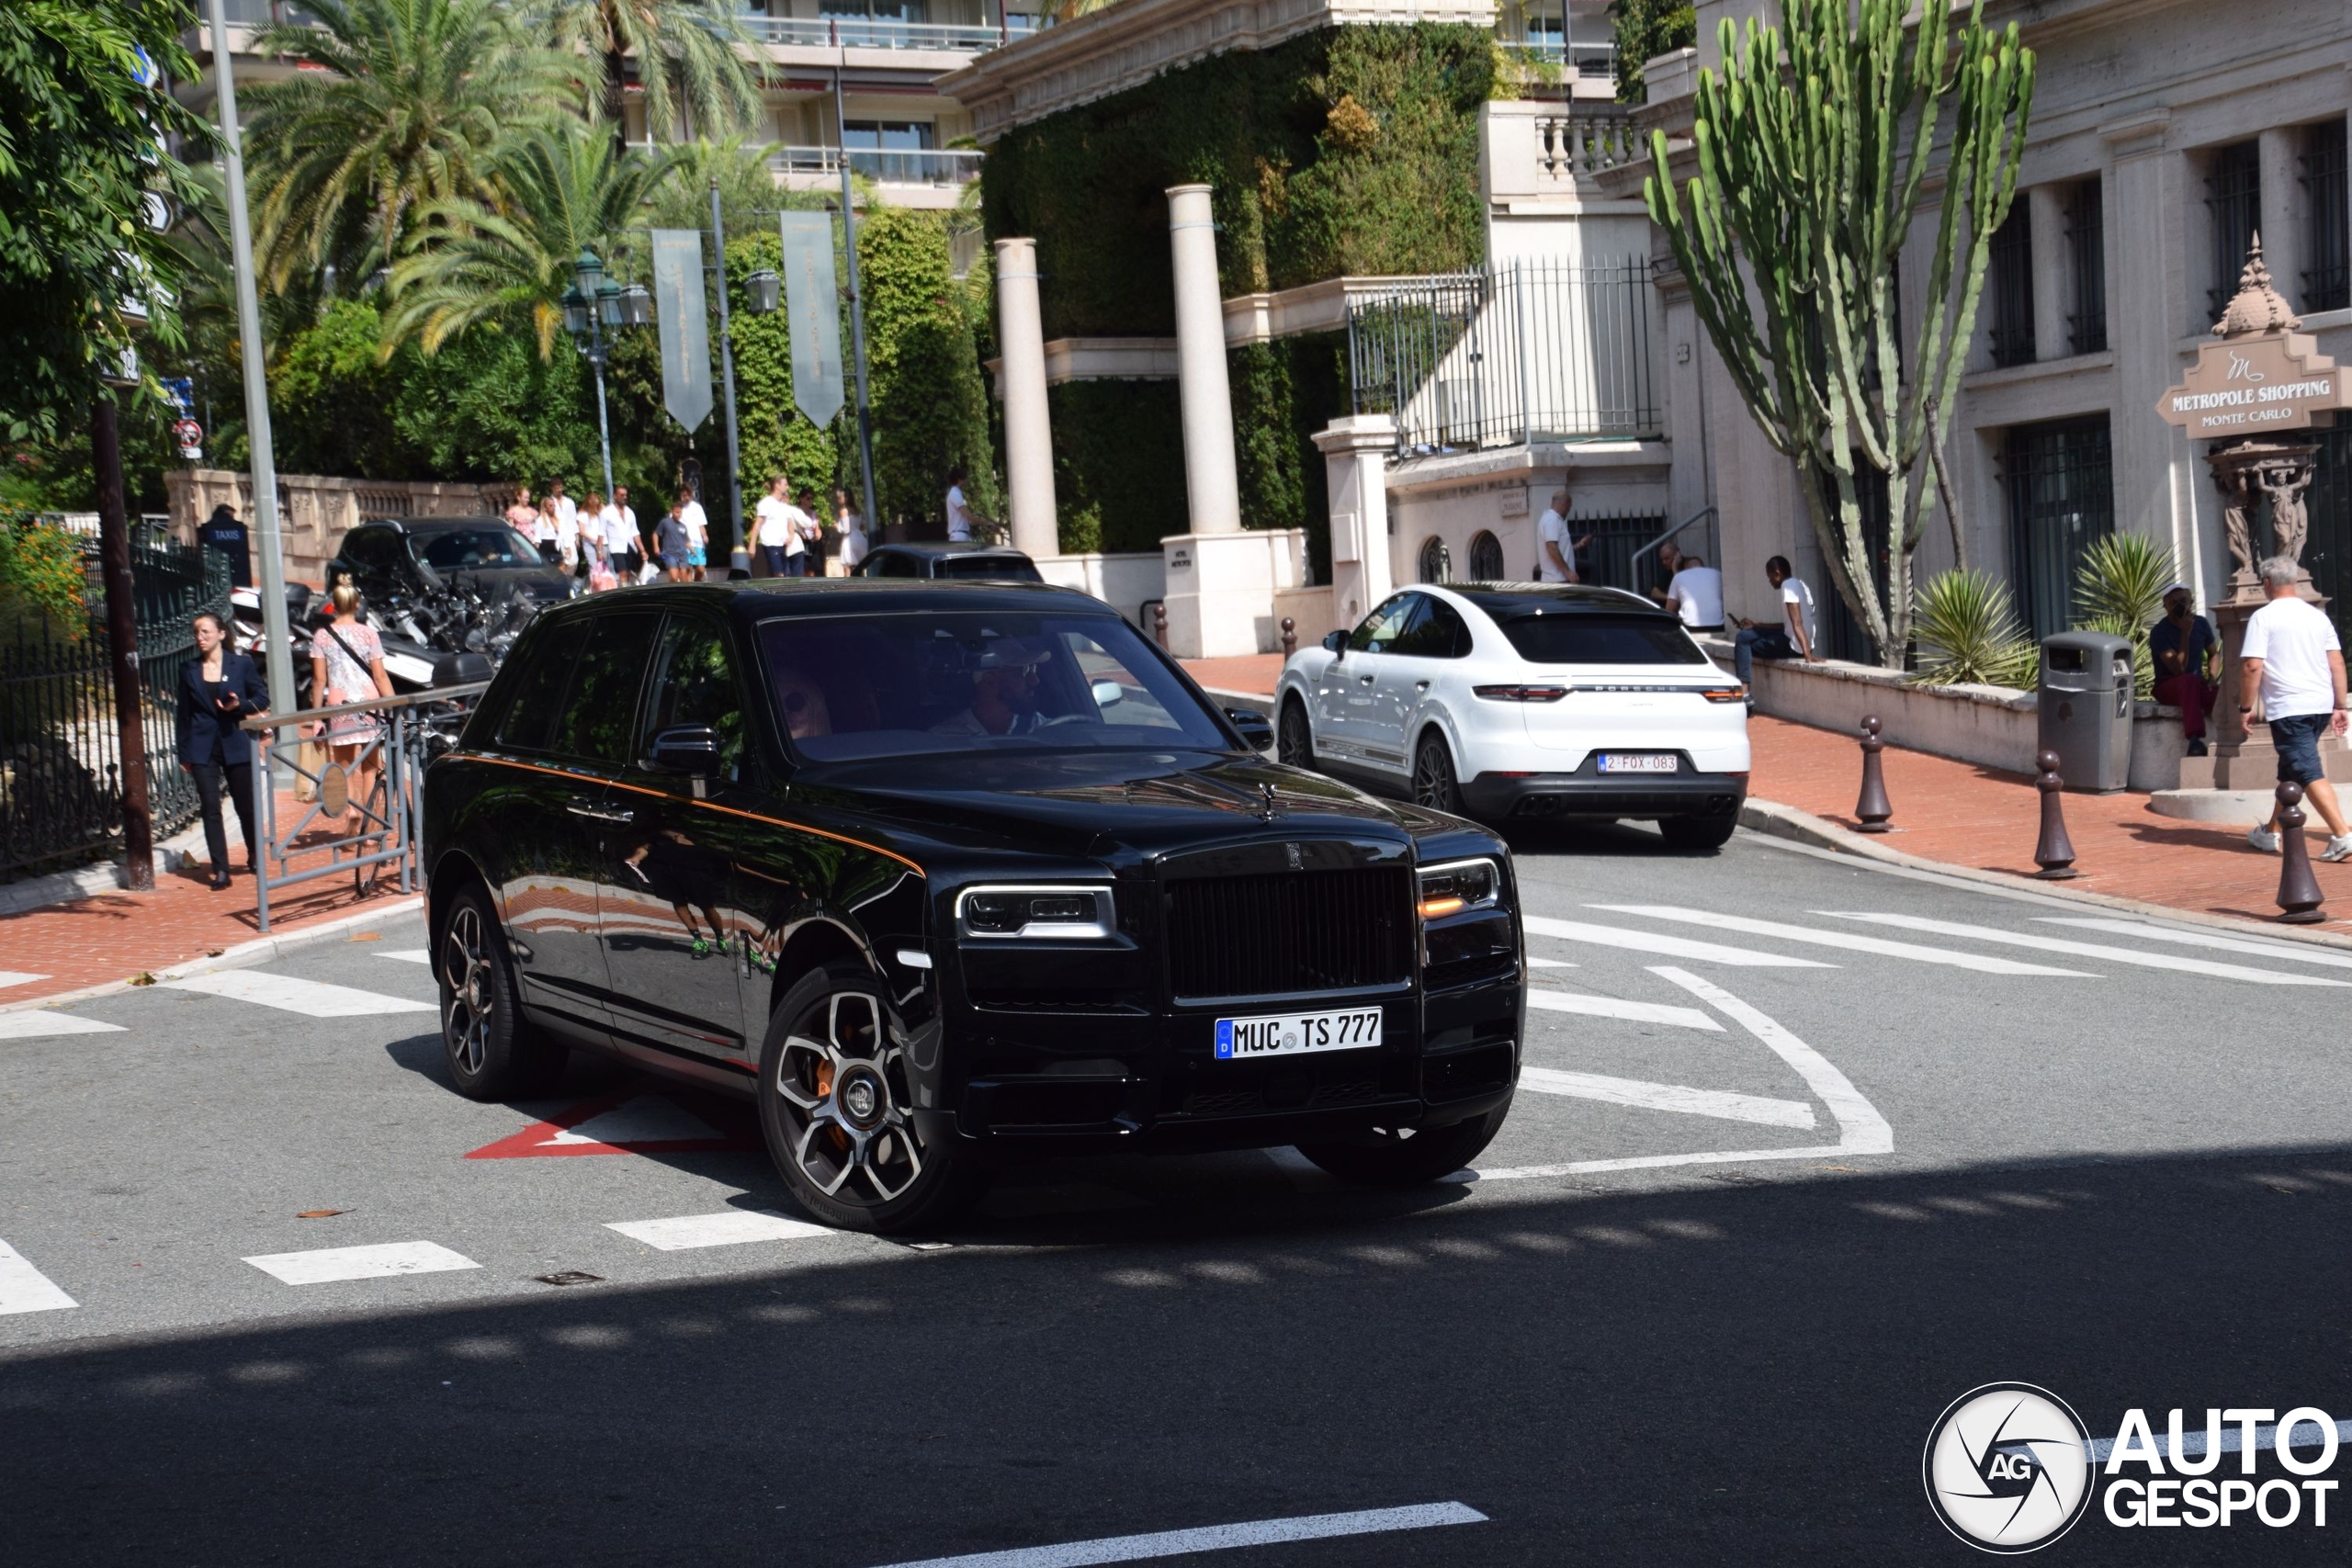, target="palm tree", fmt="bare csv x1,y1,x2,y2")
243,0,576,293
524,0,763,156
384,129,674,358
